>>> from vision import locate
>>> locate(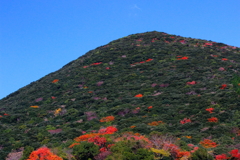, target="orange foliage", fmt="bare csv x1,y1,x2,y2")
69,143,80,148
199,139,218,148
52,79,59,83
185,136,192,139
100,116,115,122
145,58,153,62
176,151,191,159
27,147,63,160
148,121,164,126
30,106,39,108
71,126,118,149
74,133,101,142
130,125,136,128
